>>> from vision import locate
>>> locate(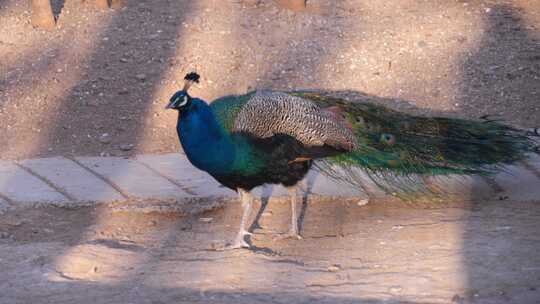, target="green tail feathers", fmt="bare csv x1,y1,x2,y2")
292,92,539,195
